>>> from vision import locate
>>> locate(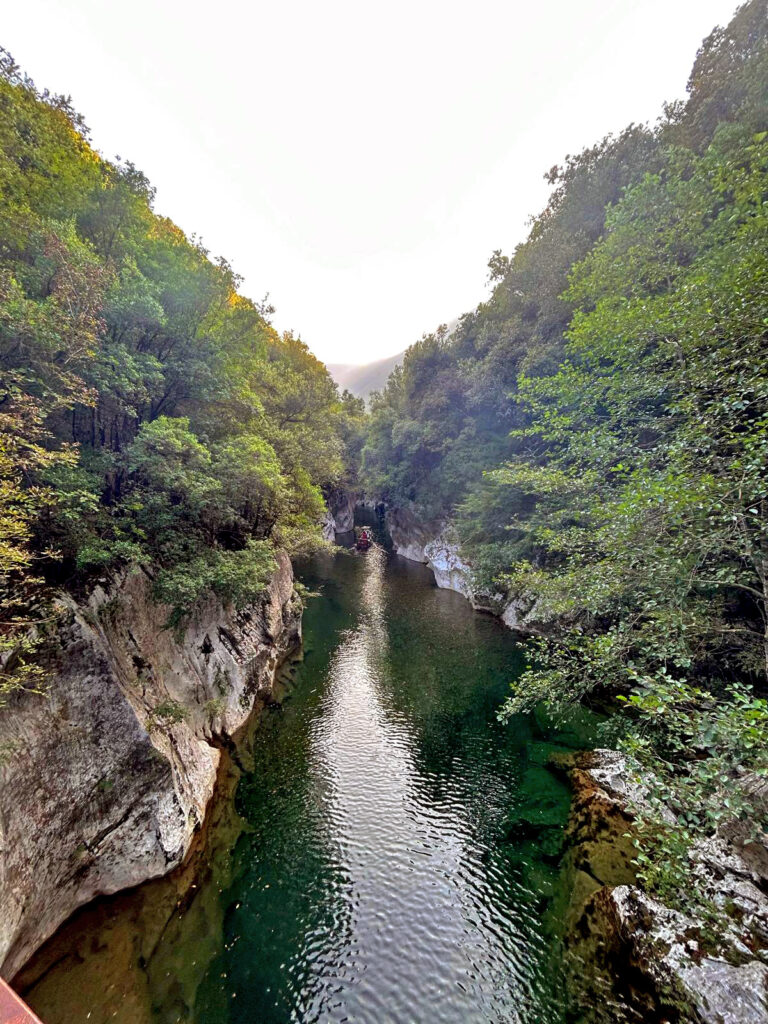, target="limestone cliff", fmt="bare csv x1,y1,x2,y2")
0,552,301,979
384,506,477,595
322,488,355,540
384,505,540,626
